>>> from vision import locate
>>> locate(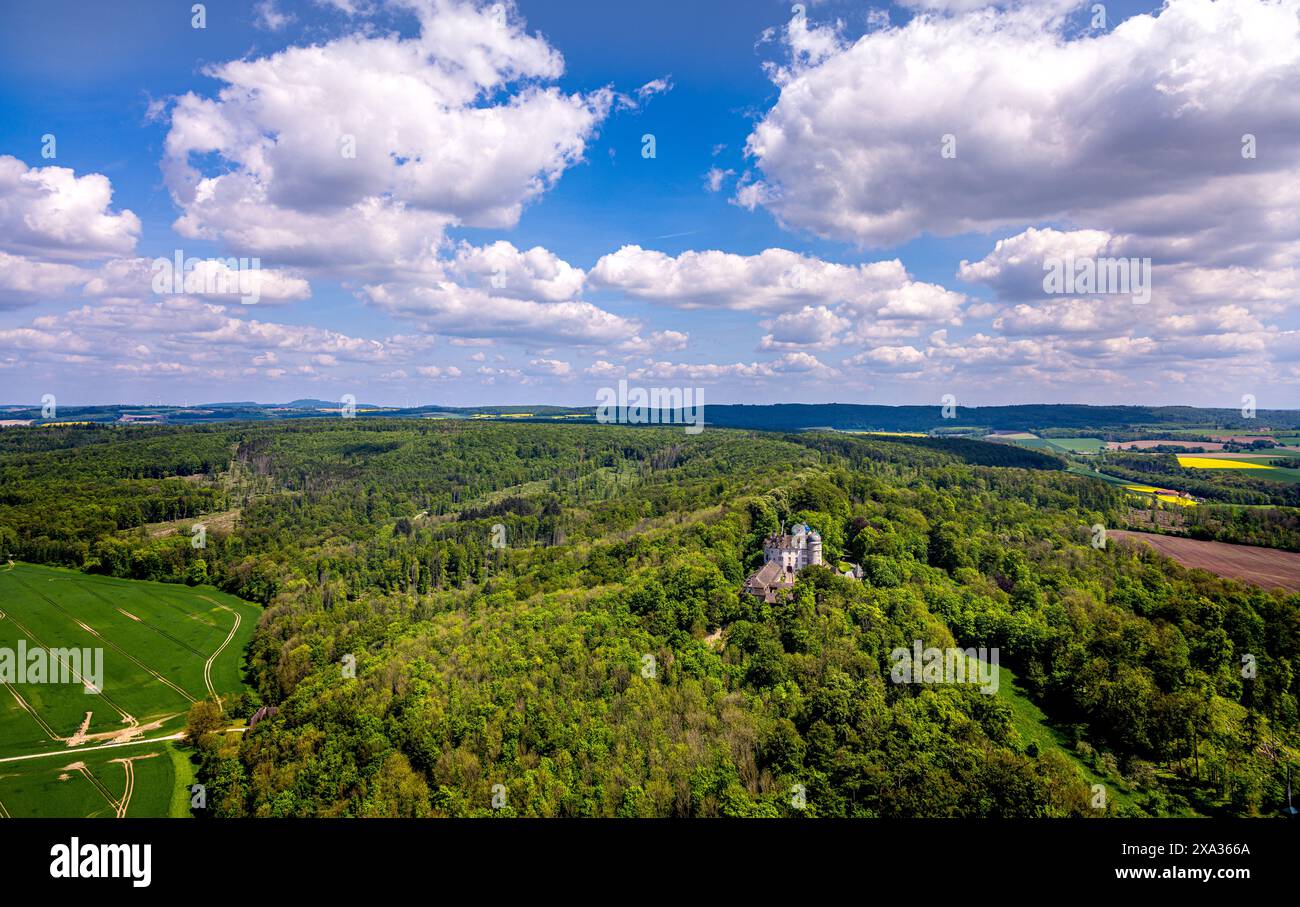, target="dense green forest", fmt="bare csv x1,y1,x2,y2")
1,421,1297,818
1130,504,1300,553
